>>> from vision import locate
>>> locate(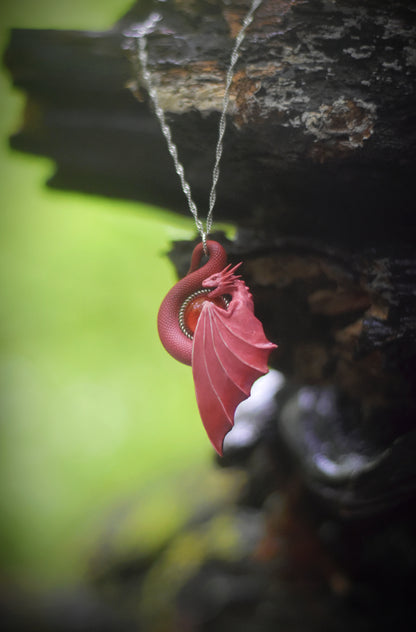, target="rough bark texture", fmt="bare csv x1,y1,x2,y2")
3,1,416,630
5,0,416,246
